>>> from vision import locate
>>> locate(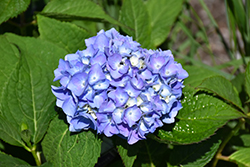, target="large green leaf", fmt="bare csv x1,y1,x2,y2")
157,86,244,144
229,148,250,167
42,115,102,167
169,134,221,167
42,0,121,26
37,15,91,53
0,151,30,166
119,0,152,48
145,0,184,46
0,35,26,147
197,76,244,112
0,0,30,24
0,33,67,145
